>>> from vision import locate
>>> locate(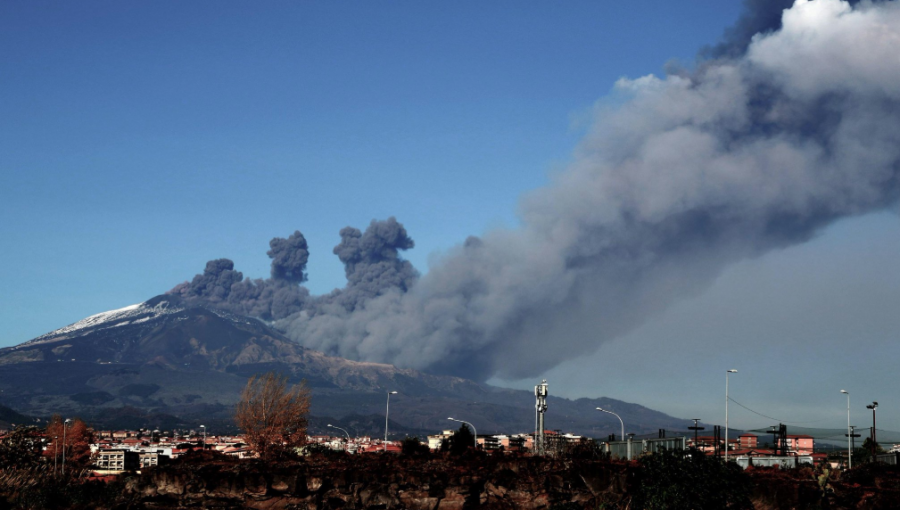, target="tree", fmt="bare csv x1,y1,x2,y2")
0,426,44,469
443,424,475,456
234,372,310,461
401,437,430,456
862,437,885,458
44,415,94,471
